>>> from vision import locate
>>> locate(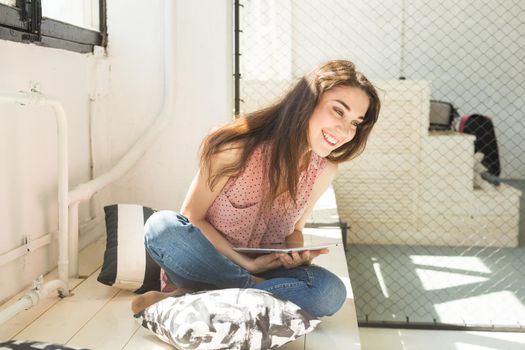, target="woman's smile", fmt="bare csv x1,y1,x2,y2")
322,129,339,147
